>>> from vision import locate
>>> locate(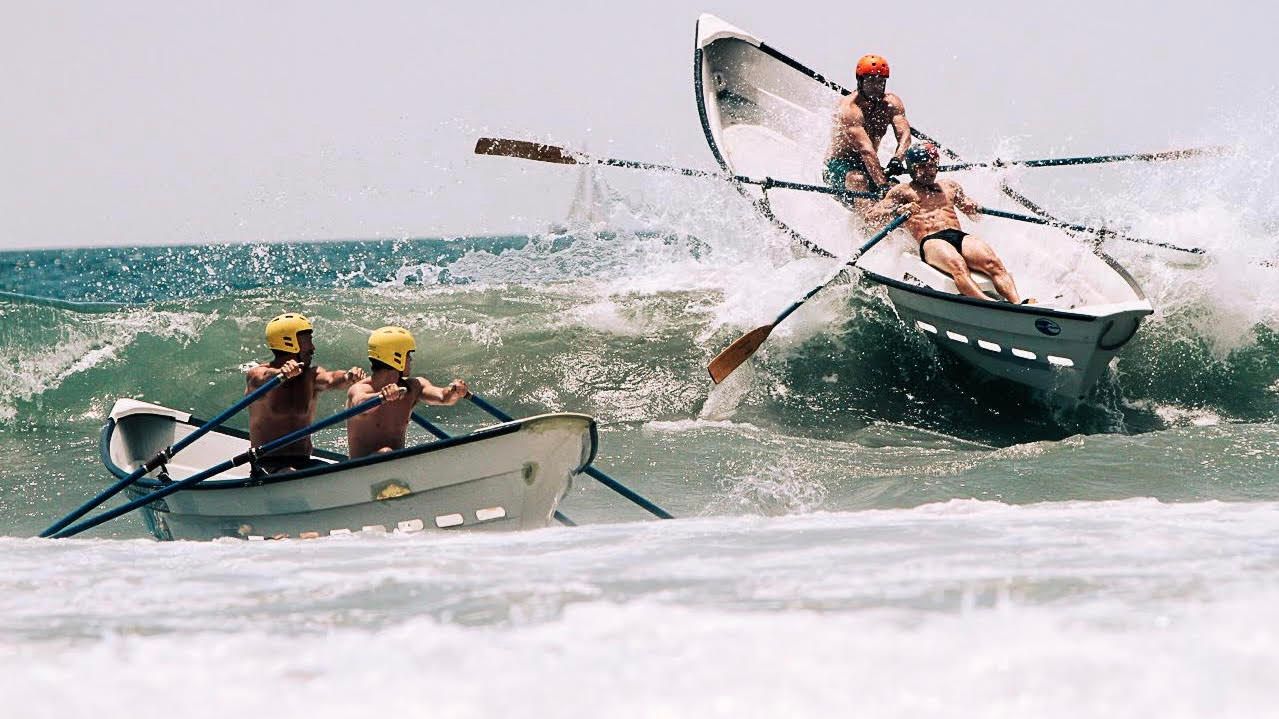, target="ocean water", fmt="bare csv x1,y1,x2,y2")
2,154,1278,716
